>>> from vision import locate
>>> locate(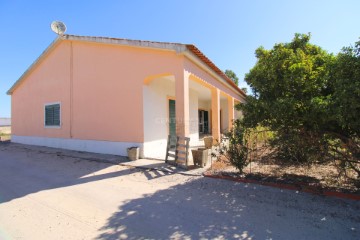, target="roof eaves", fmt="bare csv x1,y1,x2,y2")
63,34,188,53
185,44,246,98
